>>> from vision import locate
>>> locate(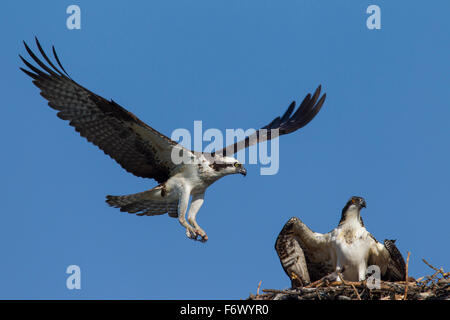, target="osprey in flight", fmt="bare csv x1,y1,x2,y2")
275,196,406,286
20,38,326,242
